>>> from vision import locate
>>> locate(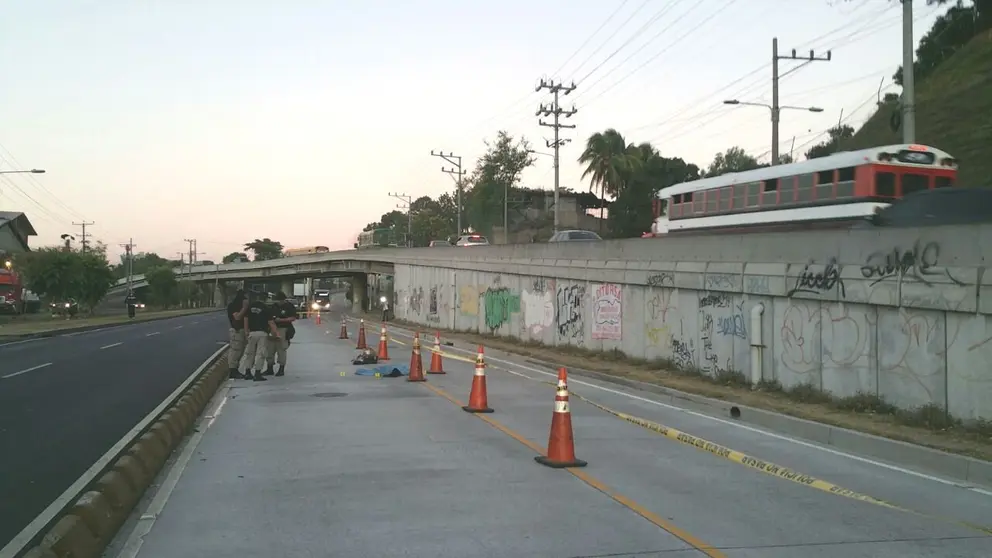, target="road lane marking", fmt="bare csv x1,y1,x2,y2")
100,342,123,350
2,362,53,379
360,319,992,497
0,338,42,348
422,382,727,558
173,325,183,330
145,332,160,337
